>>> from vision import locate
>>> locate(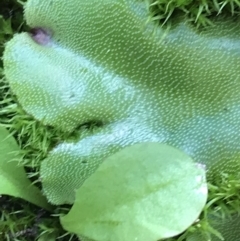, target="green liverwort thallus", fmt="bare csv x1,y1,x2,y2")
3,0,240,204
